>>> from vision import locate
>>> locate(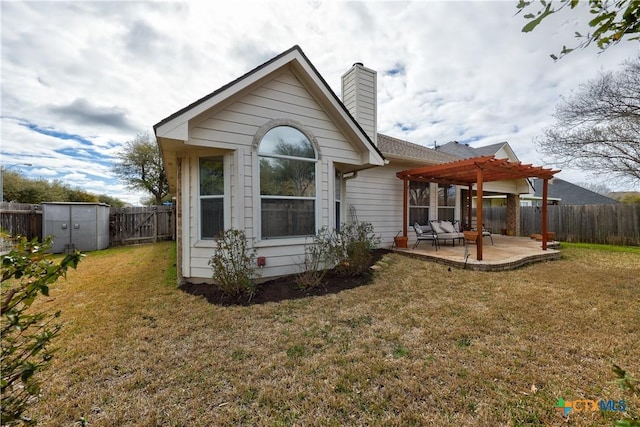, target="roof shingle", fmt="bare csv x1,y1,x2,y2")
436,141,507,159
377,133,459,164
